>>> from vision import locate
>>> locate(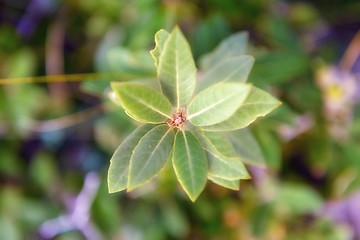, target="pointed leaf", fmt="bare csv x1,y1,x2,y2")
158,26,197,109
150,29,170,67
196,127,265,168
200,132,250,180
108,125,155,193
200,31,248,70
202,86,281,131
111,82,172,123
207,152,250,180
198,55,254,91
208,174,240,190
228,128,266,167
128,125,175,190
188,82,251,126
172,131,207,202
